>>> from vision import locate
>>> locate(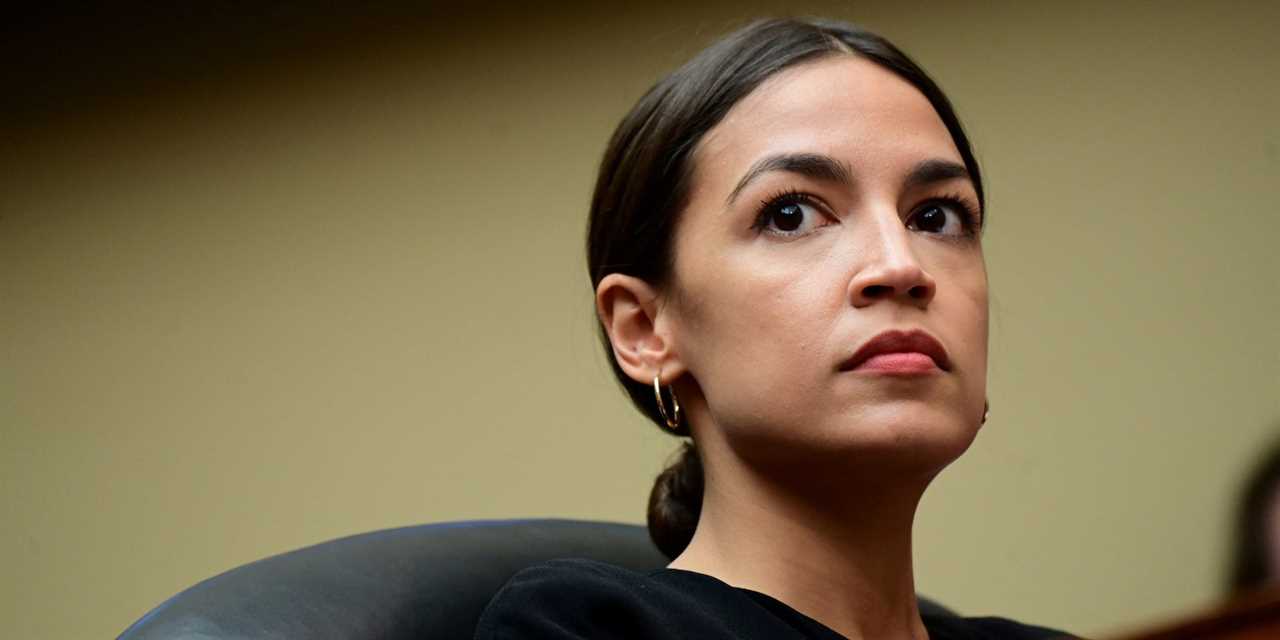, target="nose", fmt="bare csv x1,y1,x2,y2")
847,218,937,309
